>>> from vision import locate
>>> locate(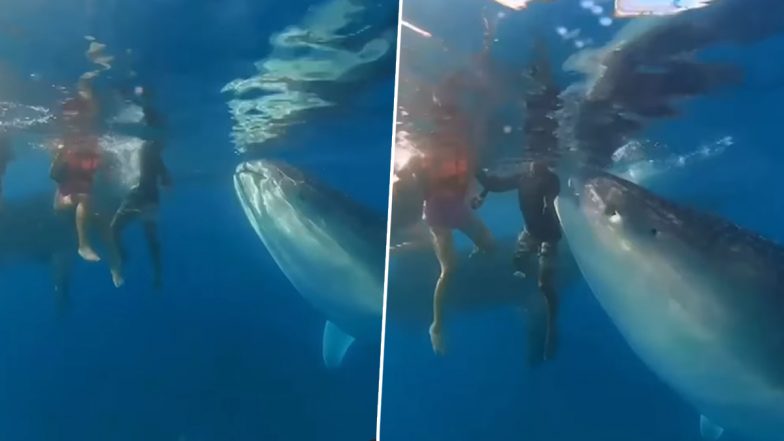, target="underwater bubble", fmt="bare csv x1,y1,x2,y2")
591,5,603,14
503,126,512,134
676,156,686,166
556,26,568,36
599,16,613,26
580,0,595,9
